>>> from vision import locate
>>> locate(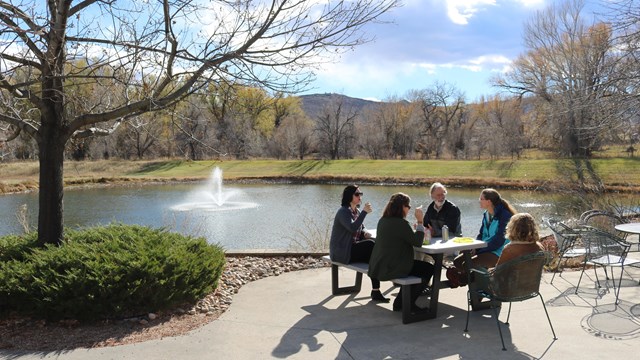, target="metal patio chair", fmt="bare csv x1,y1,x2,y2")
543,217,586,284
579,209,602,224
581,210,628,238
575,228,640,304
464,252,557,351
